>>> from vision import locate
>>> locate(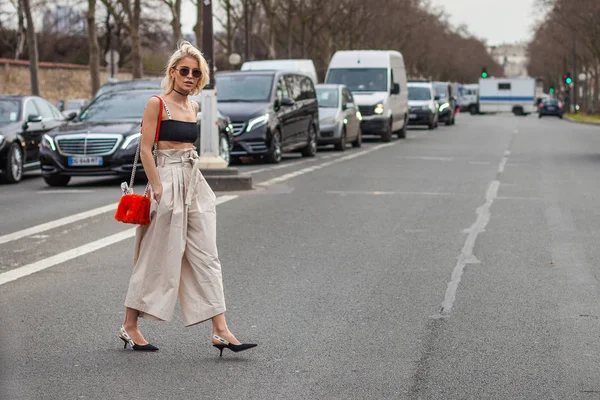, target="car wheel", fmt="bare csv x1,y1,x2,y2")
2,142,23,183
381,119,392,142
265,130,282,164
469,105,478,115
301,124,317,157
559,115,563,119
351,127,362,148
219,134,230,166
334,127,346,151
43,174,71,187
